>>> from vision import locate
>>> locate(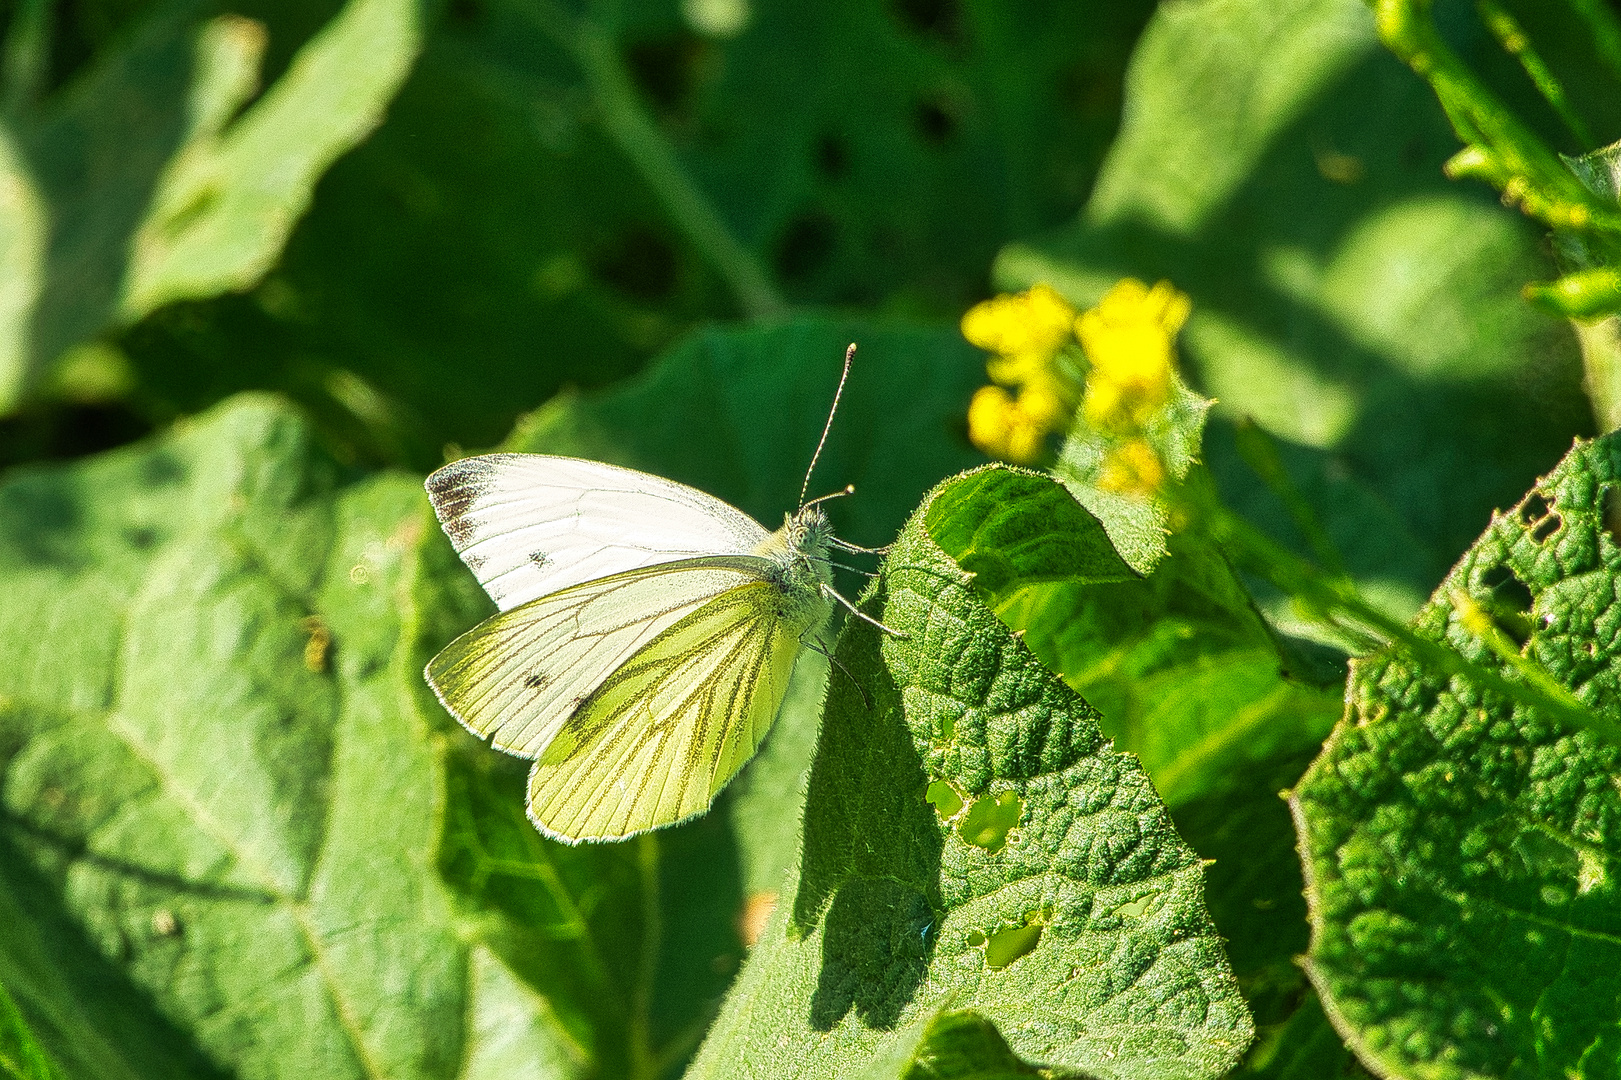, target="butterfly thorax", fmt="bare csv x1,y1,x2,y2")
752,506,835,627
